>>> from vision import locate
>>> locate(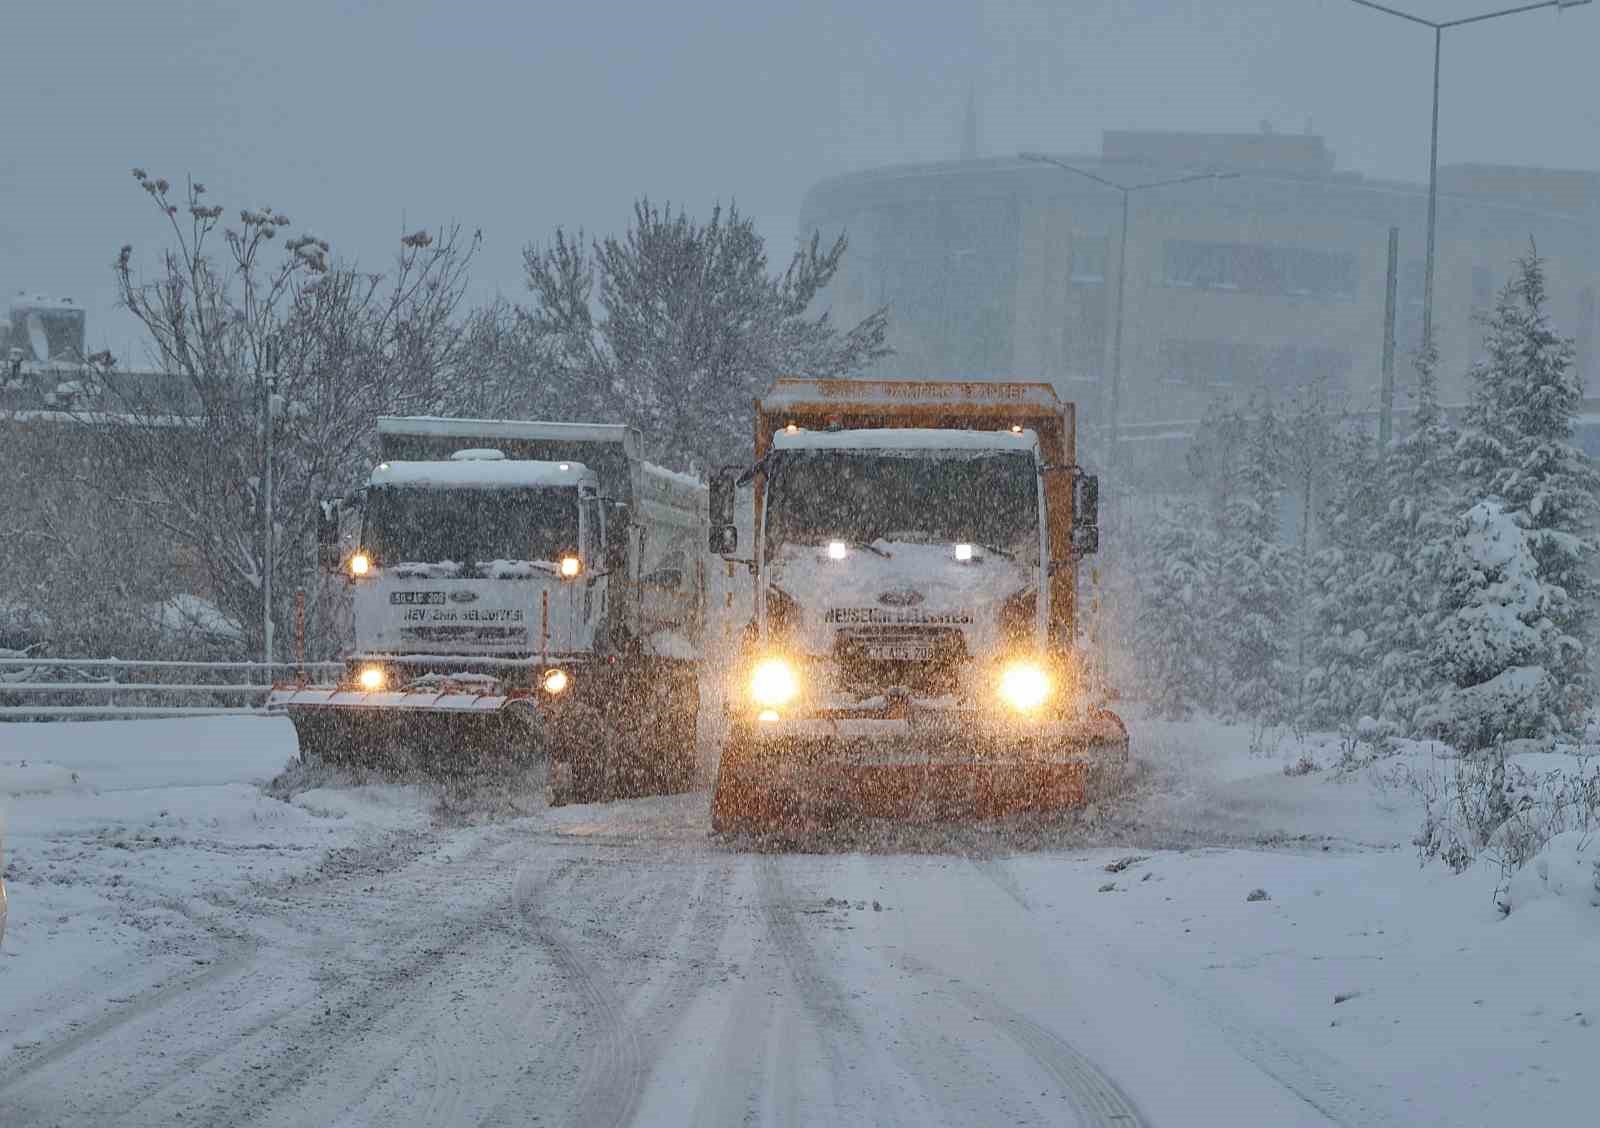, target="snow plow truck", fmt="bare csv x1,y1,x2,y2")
707,379,1127,834
270,417,708,802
